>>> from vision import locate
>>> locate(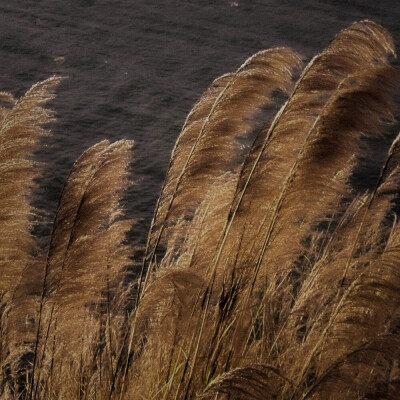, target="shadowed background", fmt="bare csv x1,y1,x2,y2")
1,0,399,245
